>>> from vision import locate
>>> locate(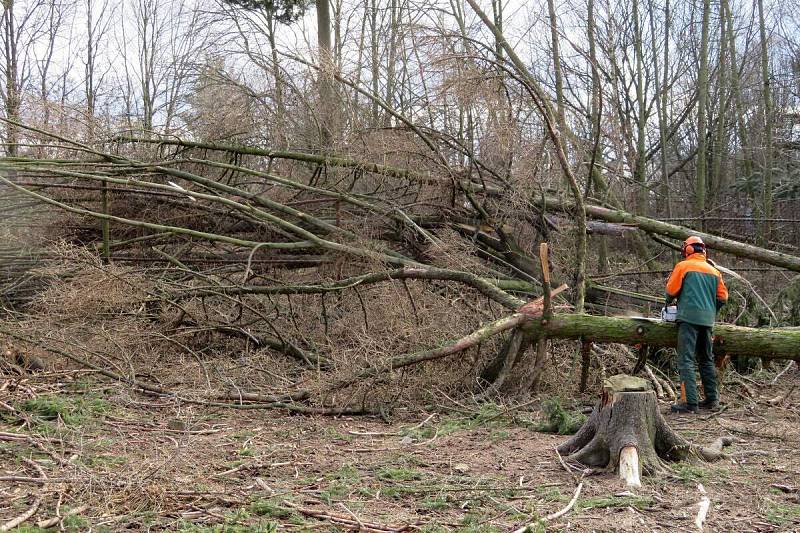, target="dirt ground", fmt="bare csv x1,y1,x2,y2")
1,366,799,532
